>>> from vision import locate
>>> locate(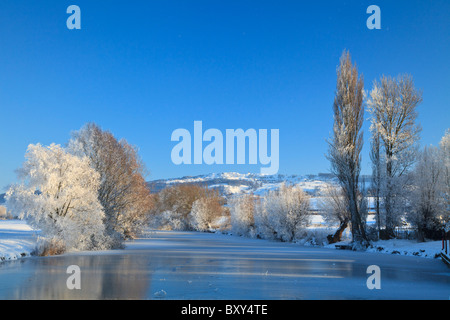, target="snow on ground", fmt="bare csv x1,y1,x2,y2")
365,239,443,259
0,220,38,261
325,238,442,259
308,214,376,227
